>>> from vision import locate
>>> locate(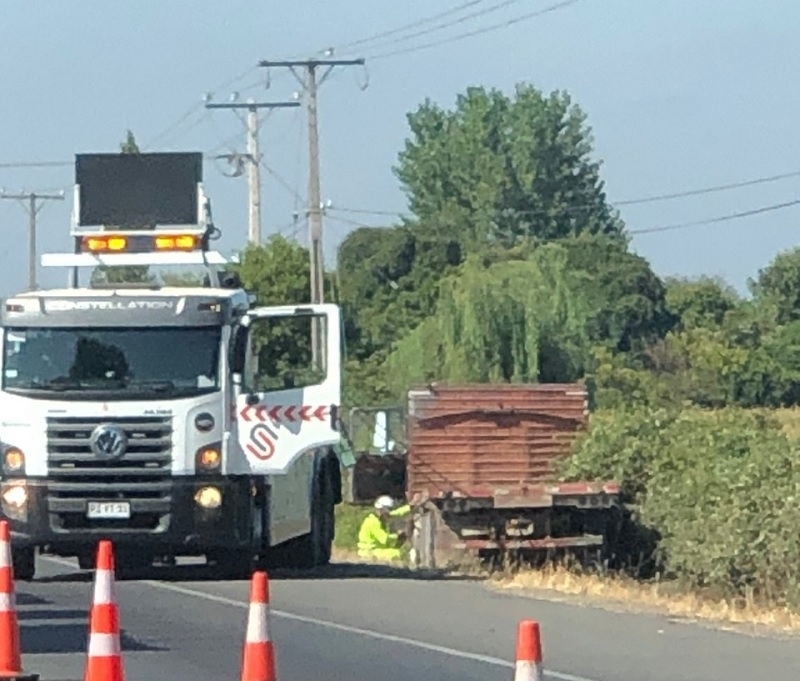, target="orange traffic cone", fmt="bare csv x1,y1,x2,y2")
240,571,276,681
0,521,37,681
513,620,543,681
84,541,124,681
